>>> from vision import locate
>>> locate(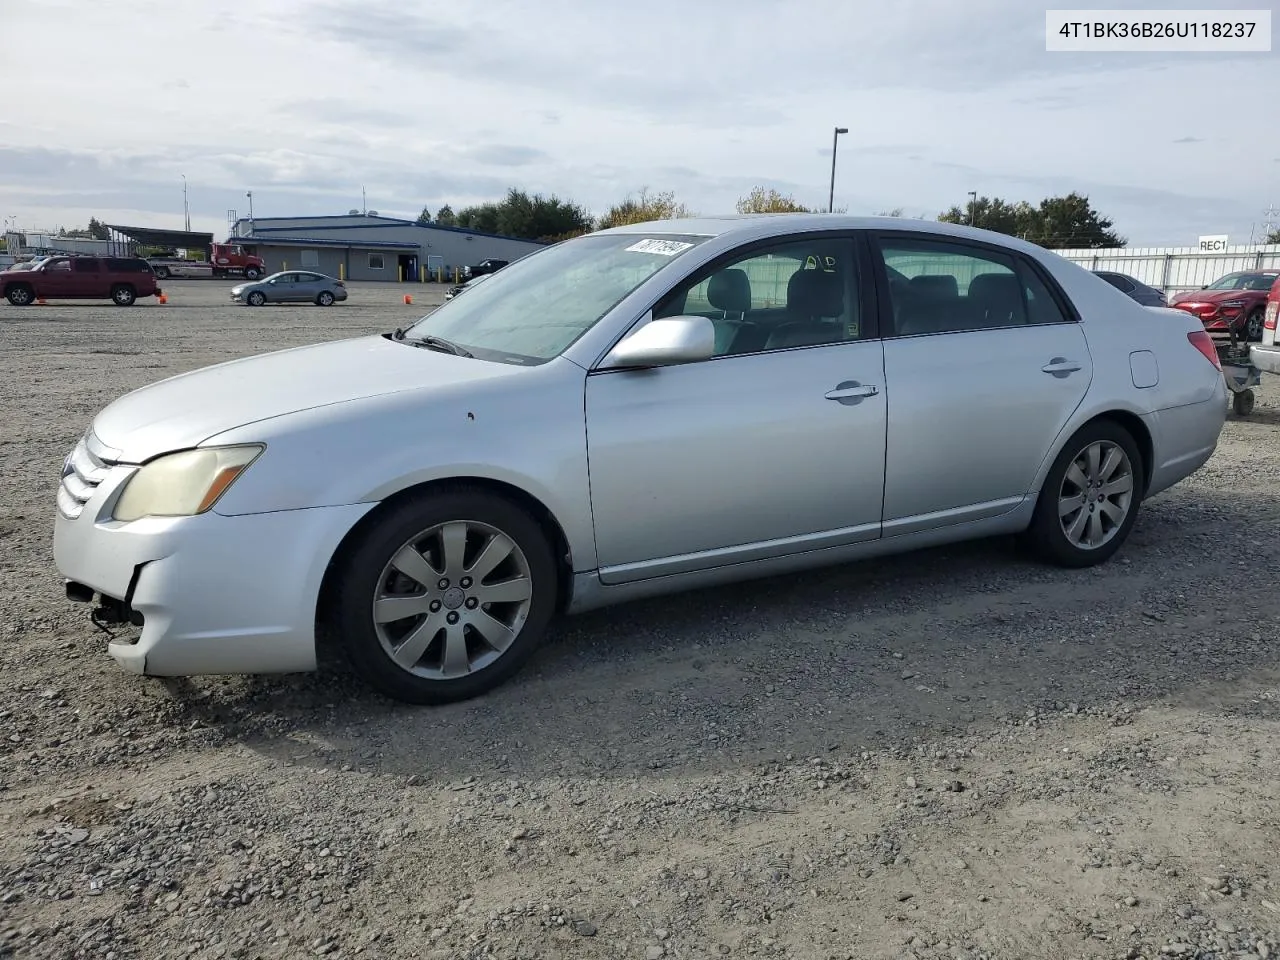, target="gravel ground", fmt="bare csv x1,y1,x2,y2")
2,281,1279,960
